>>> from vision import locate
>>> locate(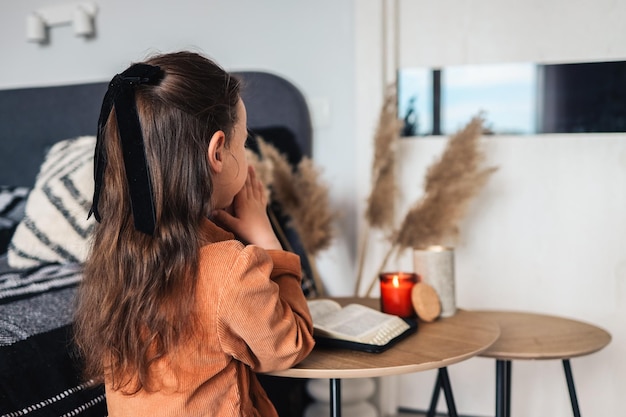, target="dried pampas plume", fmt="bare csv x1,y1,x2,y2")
248,137,335,256
365,116,497,296
355,85,402,295
288,158,335,254
256,139,296,207
395,116,497,249
366,85,402,230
